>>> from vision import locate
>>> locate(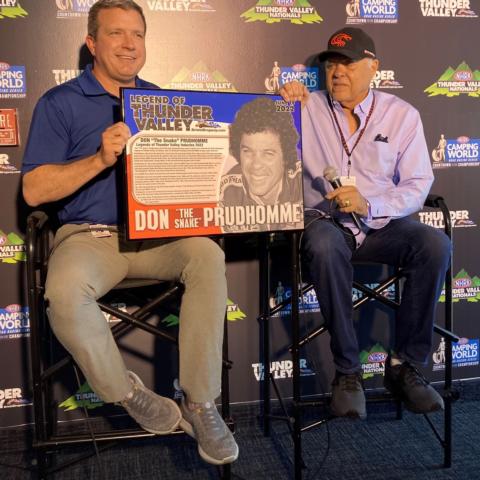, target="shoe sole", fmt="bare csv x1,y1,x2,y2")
330,405,367,420
180,418,239,465
126,371,182,435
